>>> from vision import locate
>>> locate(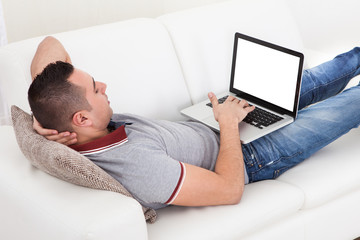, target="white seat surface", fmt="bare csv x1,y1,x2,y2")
277,127,360,209
148,180,304,240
